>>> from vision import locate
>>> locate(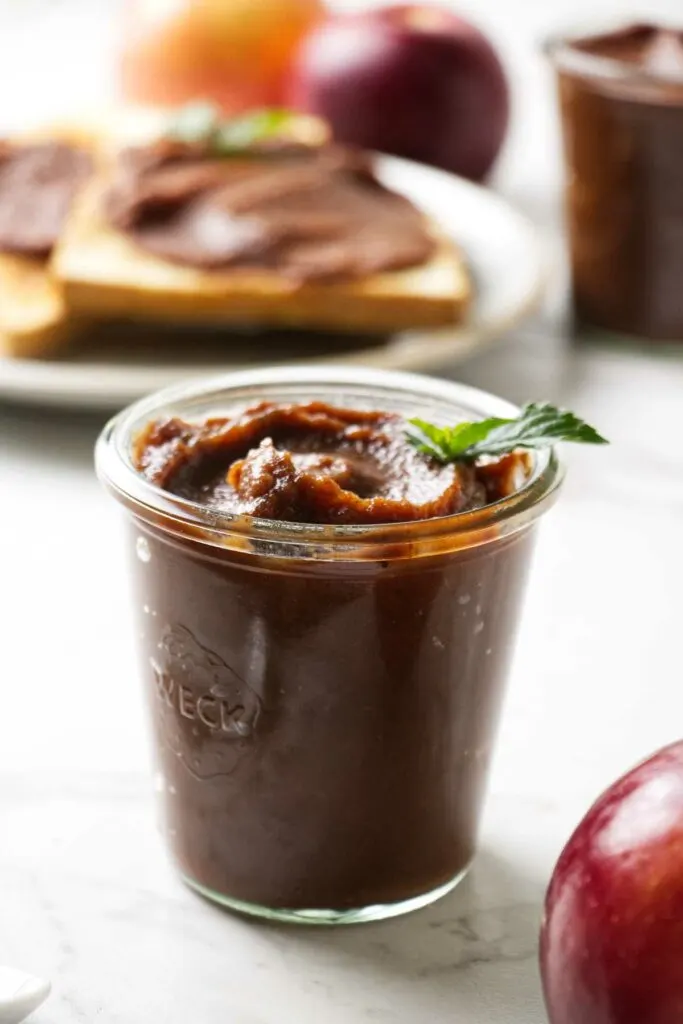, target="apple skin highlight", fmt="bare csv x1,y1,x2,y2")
541,741,683,1024
288,4,509,182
